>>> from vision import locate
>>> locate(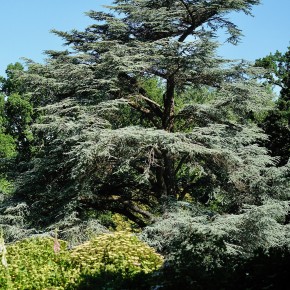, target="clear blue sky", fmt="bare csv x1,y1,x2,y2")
1,0,289,76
